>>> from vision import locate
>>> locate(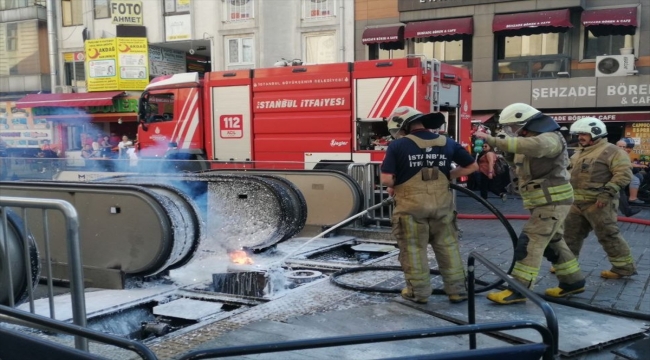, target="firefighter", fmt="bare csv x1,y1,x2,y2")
474,103,585,304
380,106,478,304
563,117,636,279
